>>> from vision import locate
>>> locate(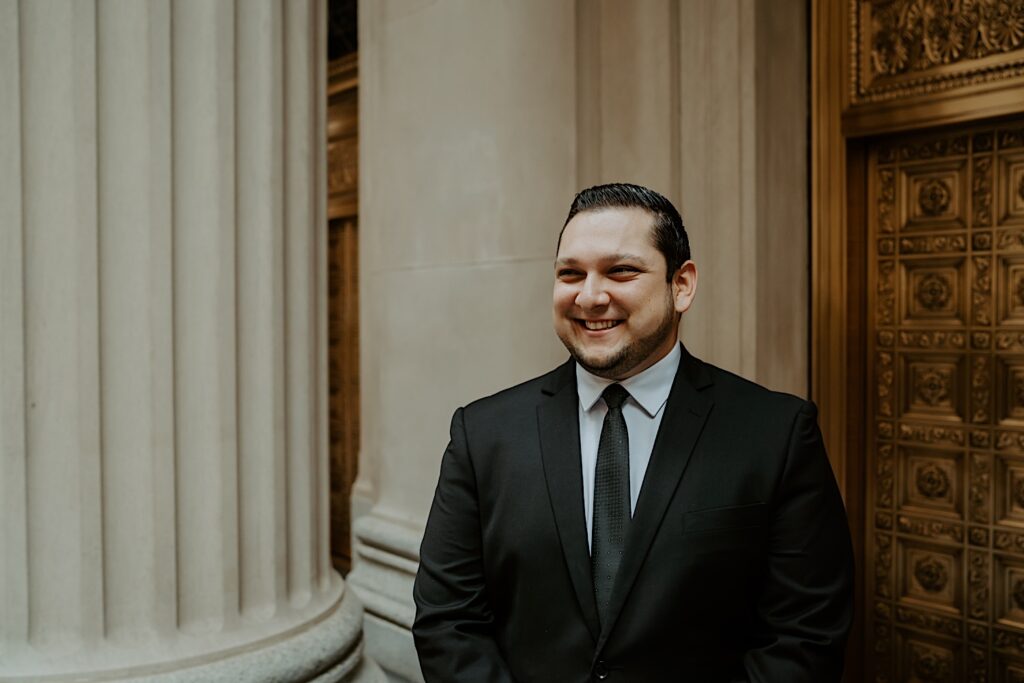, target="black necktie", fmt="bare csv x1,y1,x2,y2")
592,383,630,628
